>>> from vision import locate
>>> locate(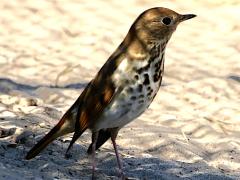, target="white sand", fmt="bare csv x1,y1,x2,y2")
0,0,239,179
